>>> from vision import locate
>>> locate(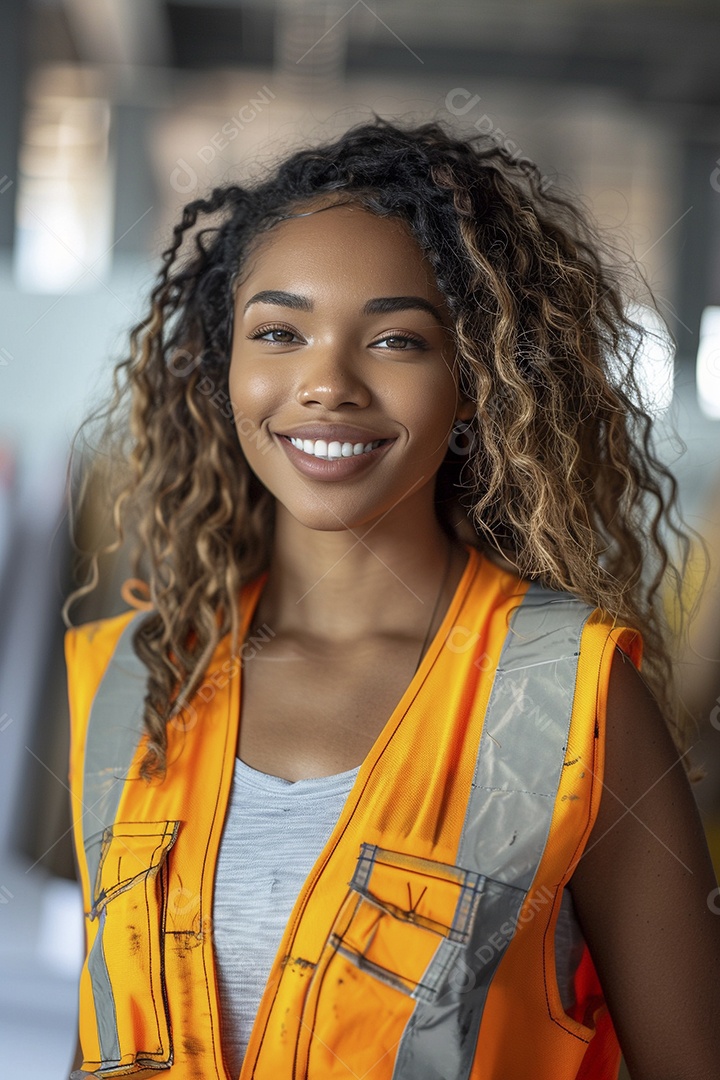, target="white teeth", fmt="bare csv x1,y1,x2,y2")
288,437,383,459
